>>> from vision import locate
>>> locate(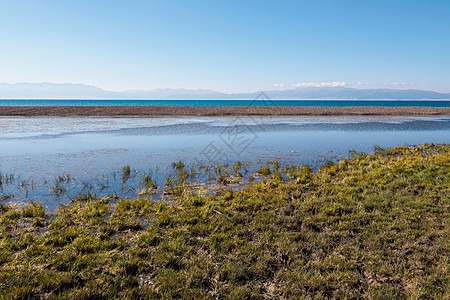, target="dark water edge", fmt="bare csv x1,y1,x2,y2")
1,99,450,107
